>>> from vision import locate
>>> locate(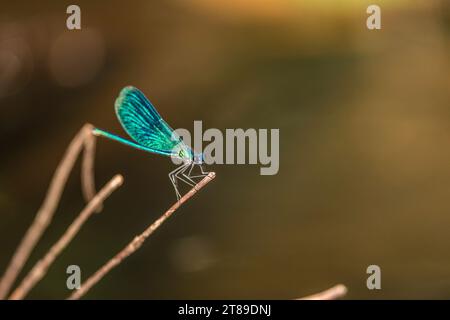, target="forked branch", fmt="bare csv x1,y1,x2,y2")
9,175,124,300
0,124,104,299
